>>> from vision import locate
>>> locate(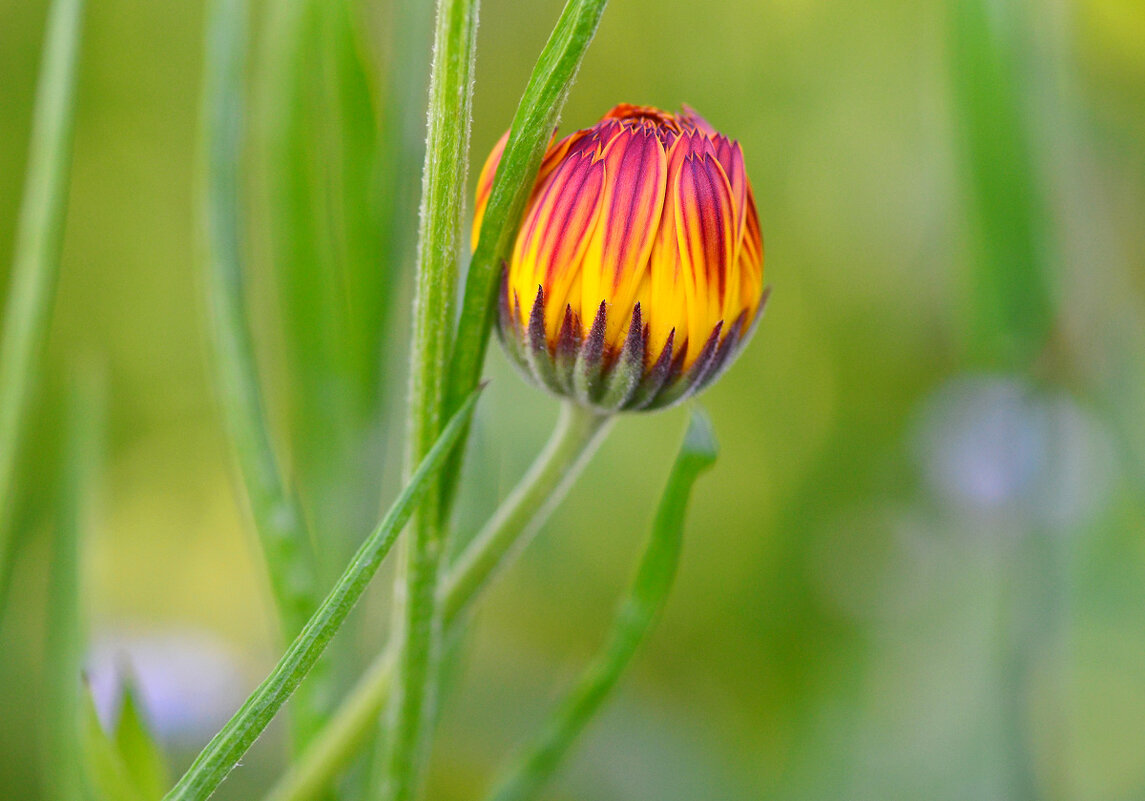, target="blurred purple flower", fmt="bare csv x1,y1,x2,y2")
912,374,1115,531
86,628,248,747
